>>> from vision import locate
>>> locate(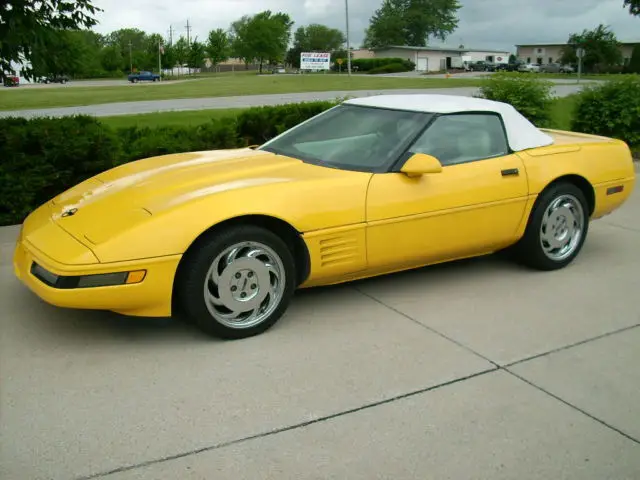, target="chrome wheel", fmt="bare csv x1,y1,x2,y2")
539,194,584,262
203,241,286,329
